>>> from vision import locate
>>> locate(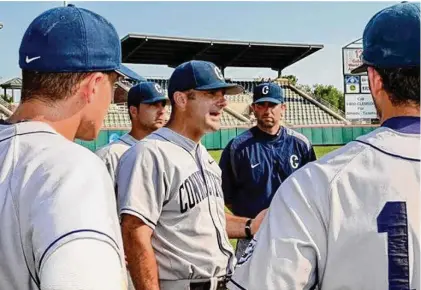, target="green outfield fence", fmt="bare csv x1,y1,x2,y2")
75,125,379,152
